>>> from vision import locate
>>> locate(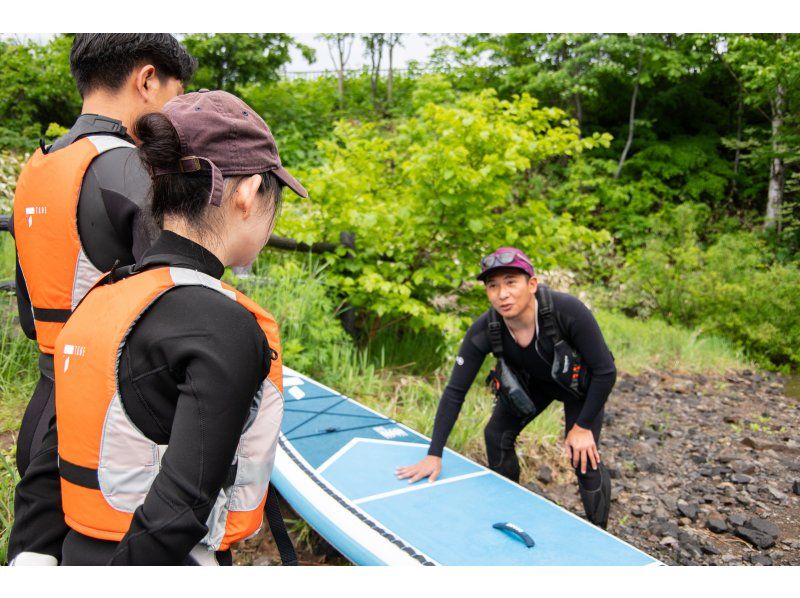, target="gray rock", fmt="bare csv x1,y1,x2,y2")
659,536,678,547
536,465,553,485
749,554,773,566
793,480,800,495
678,502,698,520
746,517,779,540
731,473,754,484
701,543,720,556
707,517,727,534
682,542,704,559
730,460,758,474
607,466,622,479
728,513,748,527
735,526,776,549
767,486,786,501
